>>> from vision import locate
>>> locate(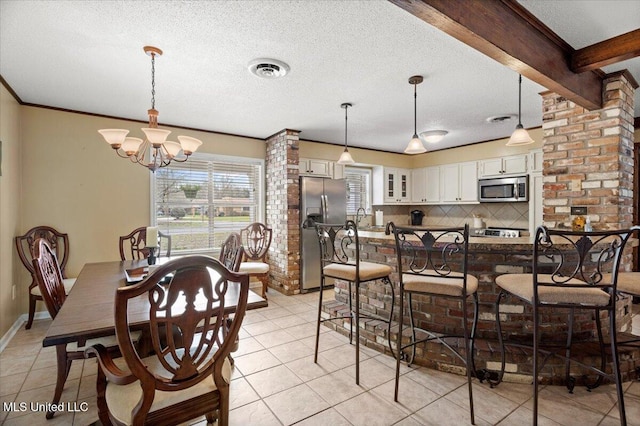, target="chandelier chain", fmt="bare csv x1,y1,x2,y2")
150,53,156,111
